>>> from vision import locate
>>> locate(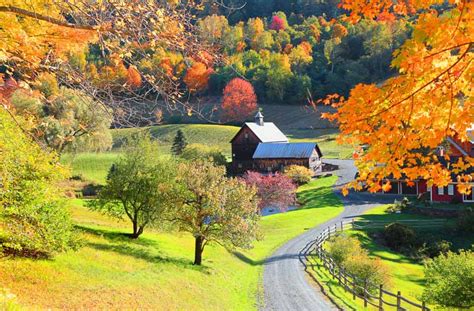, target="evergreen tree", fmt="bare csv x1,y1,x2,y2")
171,129,188,156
